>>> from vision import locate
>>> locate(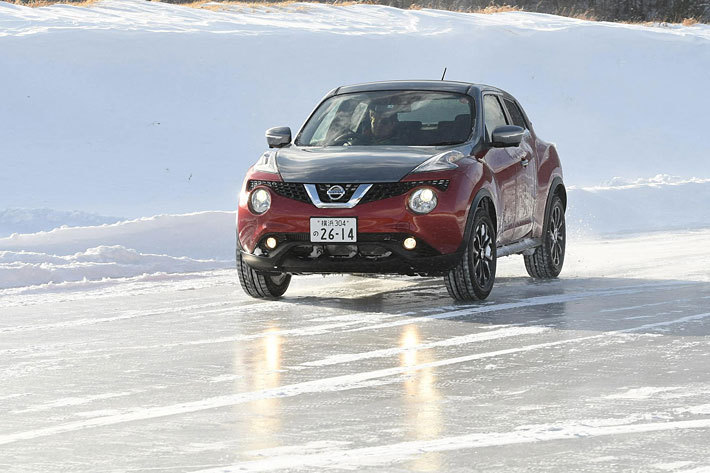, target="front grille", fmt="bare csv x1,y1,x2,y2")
360,179,450,204
248,179,449,206
315,183,360,203
248,180,310,204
